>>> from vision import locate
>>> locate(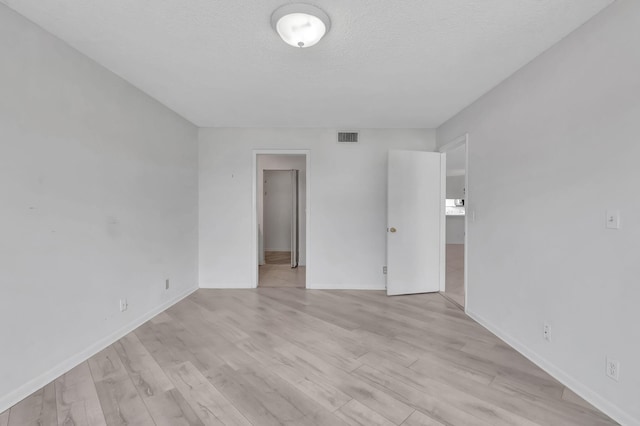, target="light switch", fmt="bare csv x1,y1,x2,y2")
606,210,620,229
